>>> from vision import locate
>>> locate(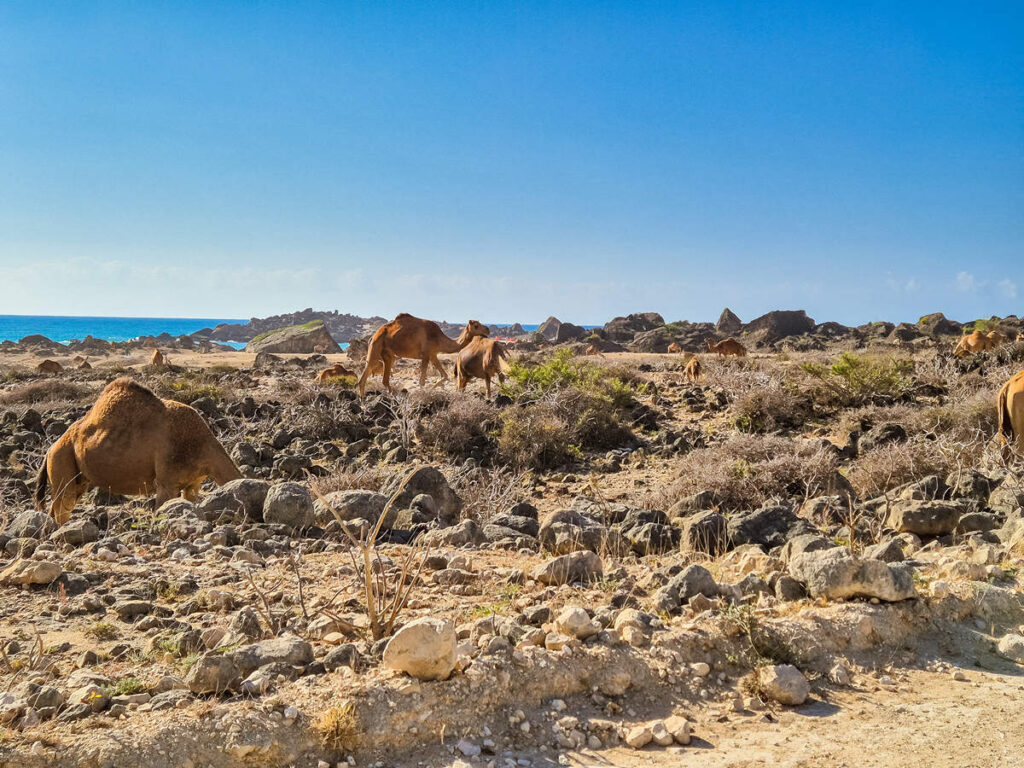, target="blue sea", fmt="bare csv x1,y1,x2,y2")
0,315,245,346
